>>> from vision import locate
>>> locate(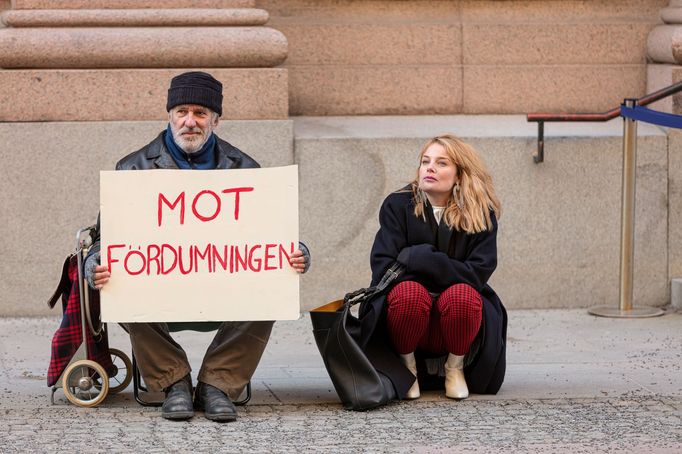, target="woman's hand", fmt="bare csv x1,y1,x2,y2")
92,265,111,289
